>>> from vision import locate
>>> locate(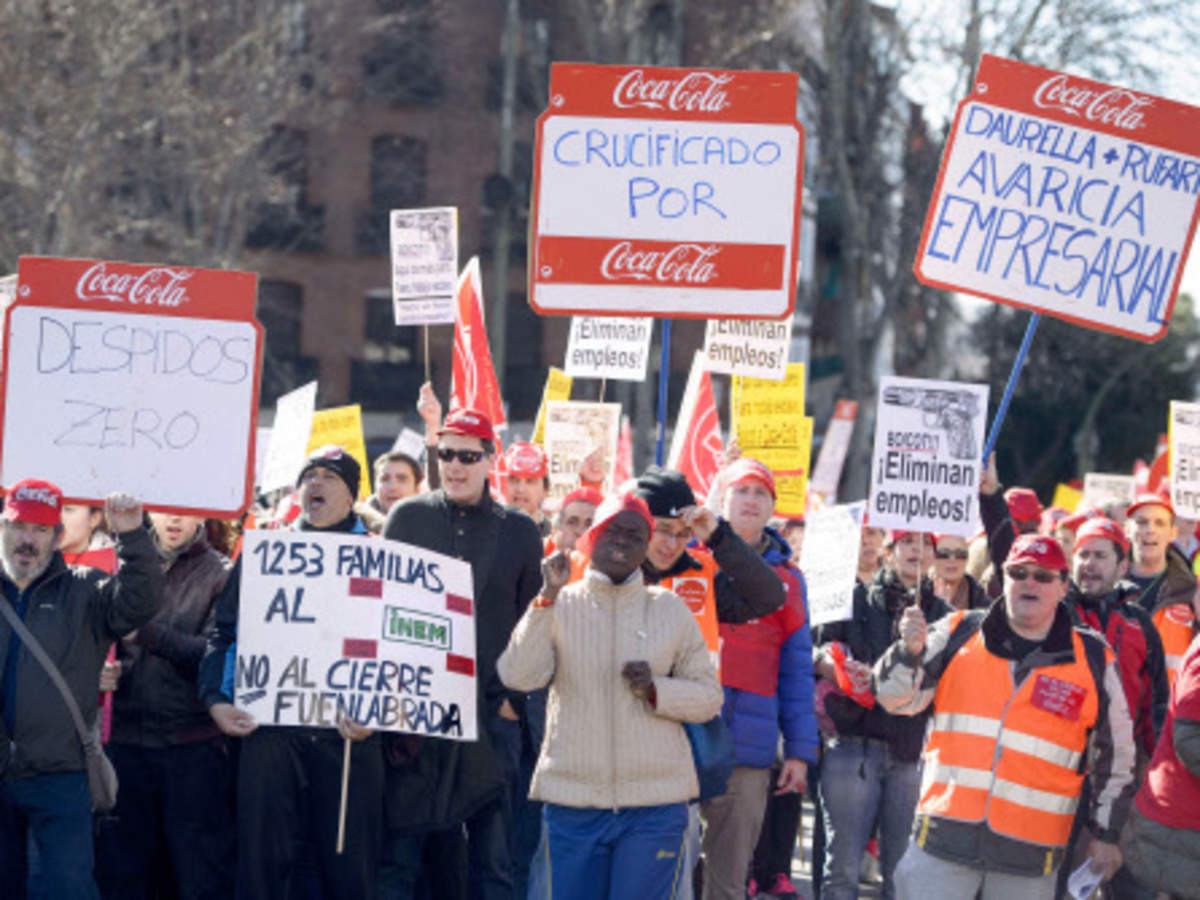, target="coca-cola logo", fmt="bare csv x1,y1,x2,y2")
613,69,732,113
1031,74,1151,131
600,241,721,285
13,485,58,507
75,262,193,307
